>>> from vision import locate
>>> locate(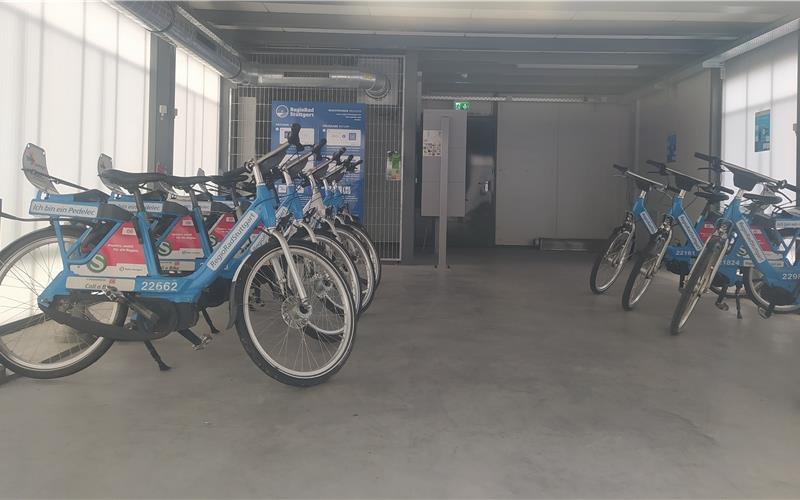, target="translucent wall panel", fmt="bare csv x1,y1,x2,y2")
722,33,798,187
0,3,150,245
173,48,220,176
